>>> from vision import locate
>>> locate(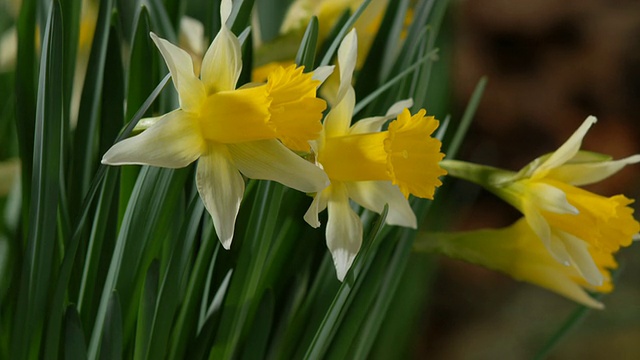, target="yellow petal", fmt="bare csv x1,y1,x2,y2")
385,109,447,198
196,143,245,249
546,154,640,186
265,65,326,151
304,189,329,228
199,86,273,143
323,86,356,138
102,110,204,168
